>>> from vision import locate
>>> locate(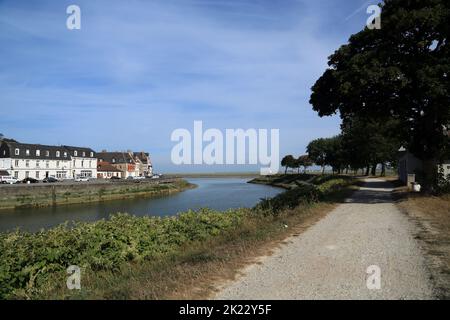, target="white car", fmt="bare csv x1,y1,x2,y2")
0,176,19,184
74,176,90,182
